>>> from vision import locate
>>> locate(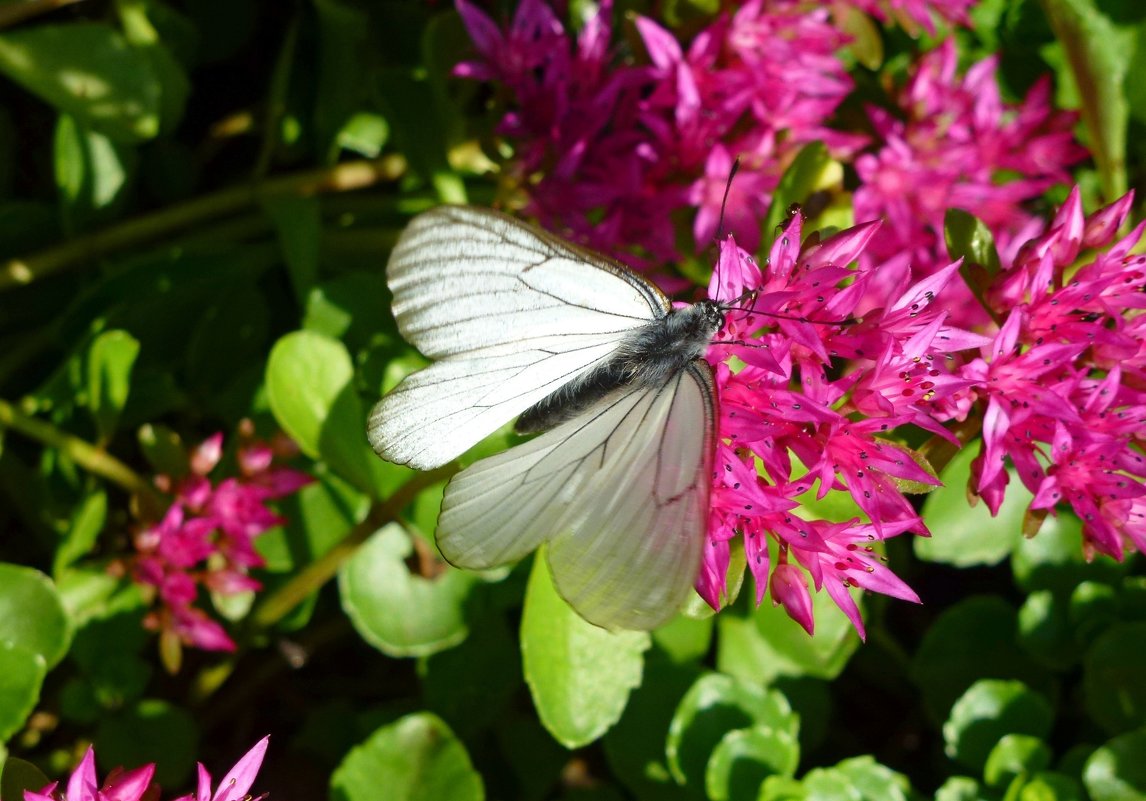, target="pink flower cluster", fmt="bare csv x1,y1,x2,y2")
457,2,1084,285
25,737,268,801
131,430,311,654
455,0,857,267
703,189,1146,635
966,188,1146,559
841,0,975,33
702,213,989,637
853,40,1086,322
